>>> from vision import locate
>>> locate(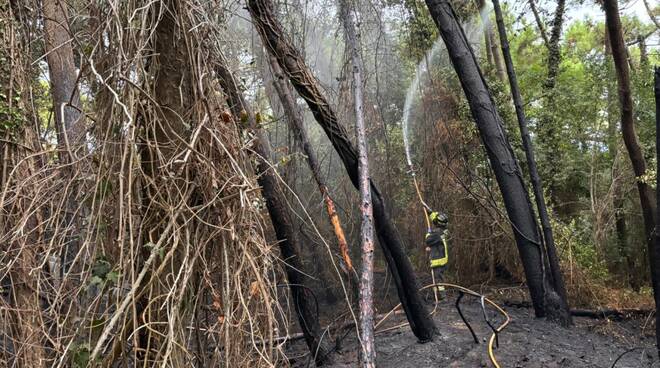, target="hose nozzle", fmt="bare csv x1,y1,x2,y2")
406,164,417,177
